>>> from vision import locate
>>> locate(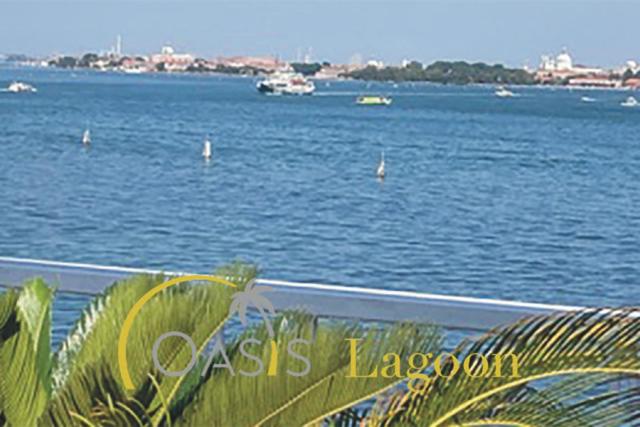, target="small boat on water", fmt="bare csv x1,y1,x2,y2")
6,81,37,93
256,72,315,95
376,152,385,179
202,136,212,160
581,96,596,103
357,96,392,106
495,86,515,98
82,129,91,145
621,96,638,108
